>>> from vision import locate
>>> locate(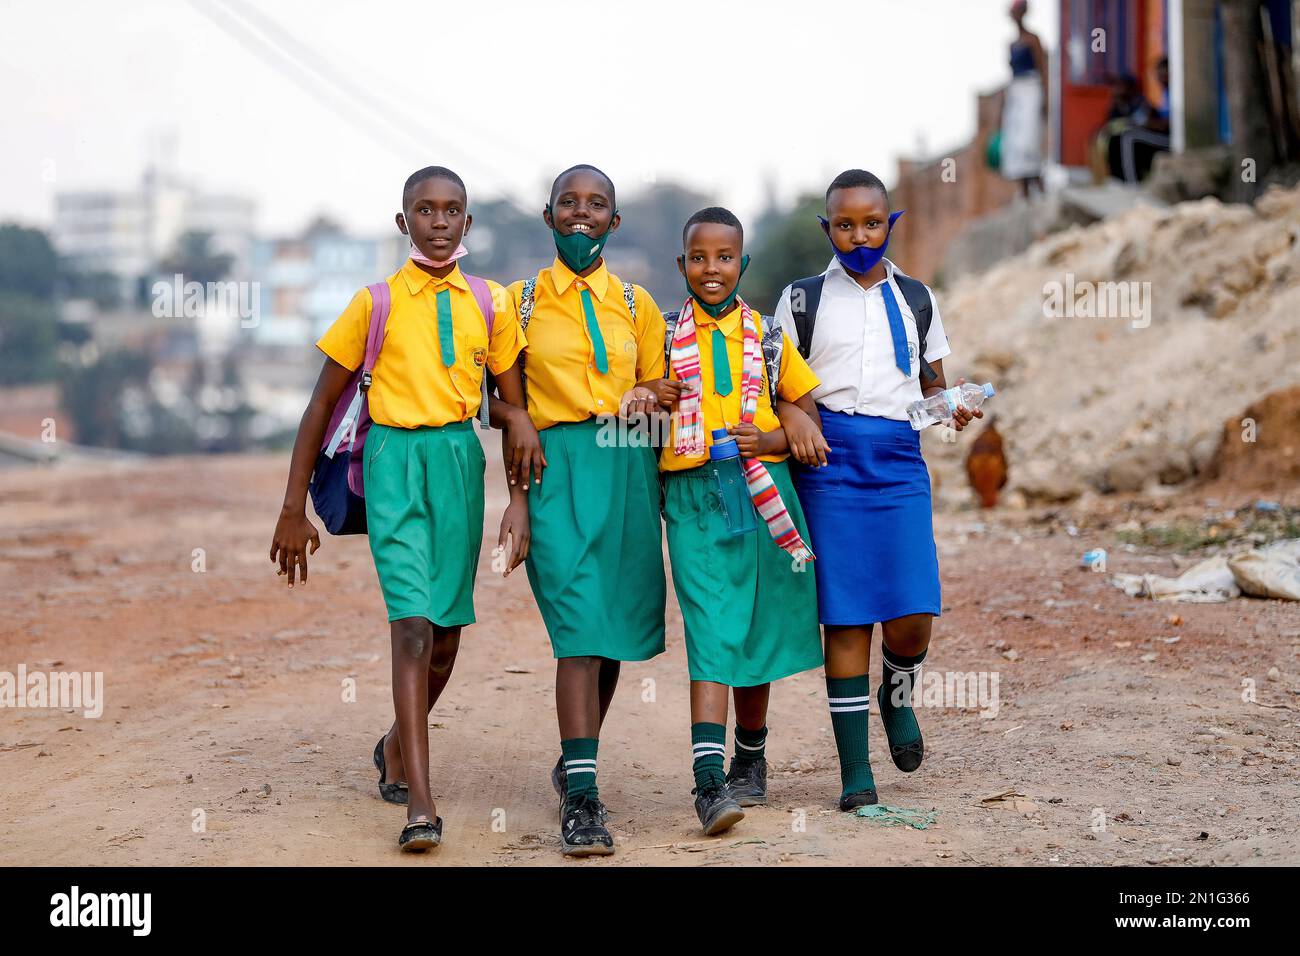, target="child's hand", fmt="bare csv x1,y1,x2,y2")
270,509,321,589
780,405,831,467
619,386,659,420
494,500,530,577
949,377,984,432
505,407,546,488
643,378,684,410
728,422,771,459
